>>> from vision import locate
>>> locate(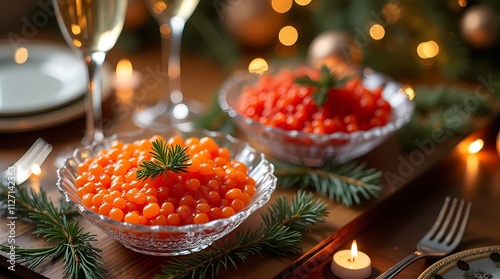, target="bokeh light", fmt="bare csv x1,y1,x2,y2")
295,0,312,6
403,85,415,100
417,41,439,59
369,24,385,40
14,47,28,64
467,139,484,154
272,0,293,13
248,58,269,74
279,25,298,46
